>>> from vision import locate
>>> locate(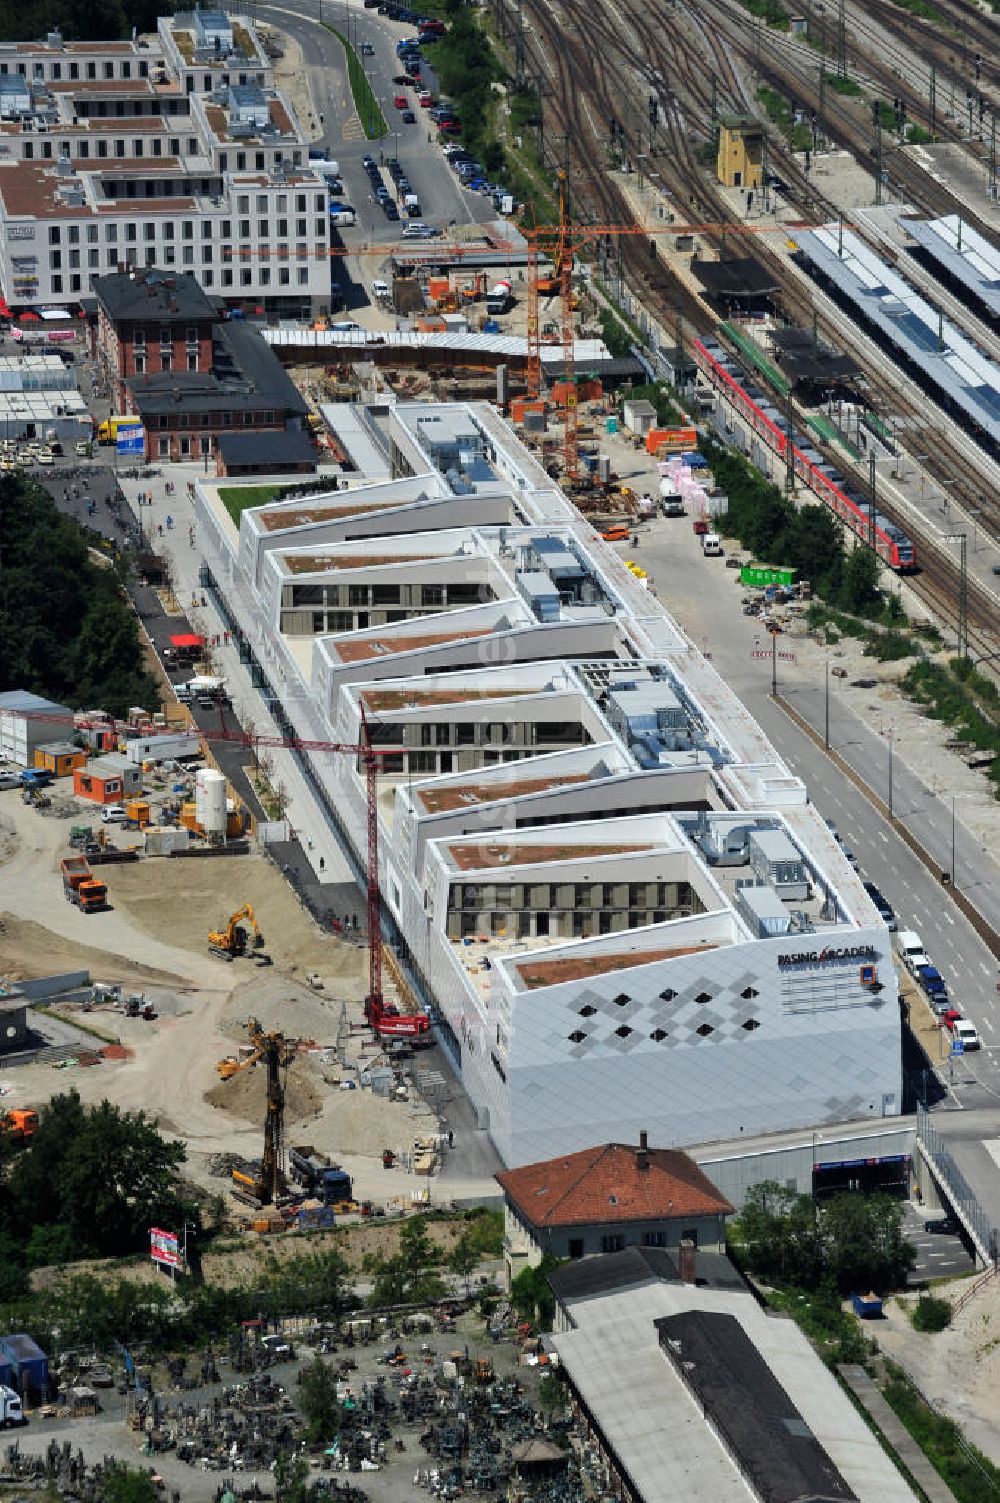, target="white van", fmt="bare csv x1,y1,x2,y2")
702,532,723,556
371,279,391,301
953,1019,981,1050
896,929,930,974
